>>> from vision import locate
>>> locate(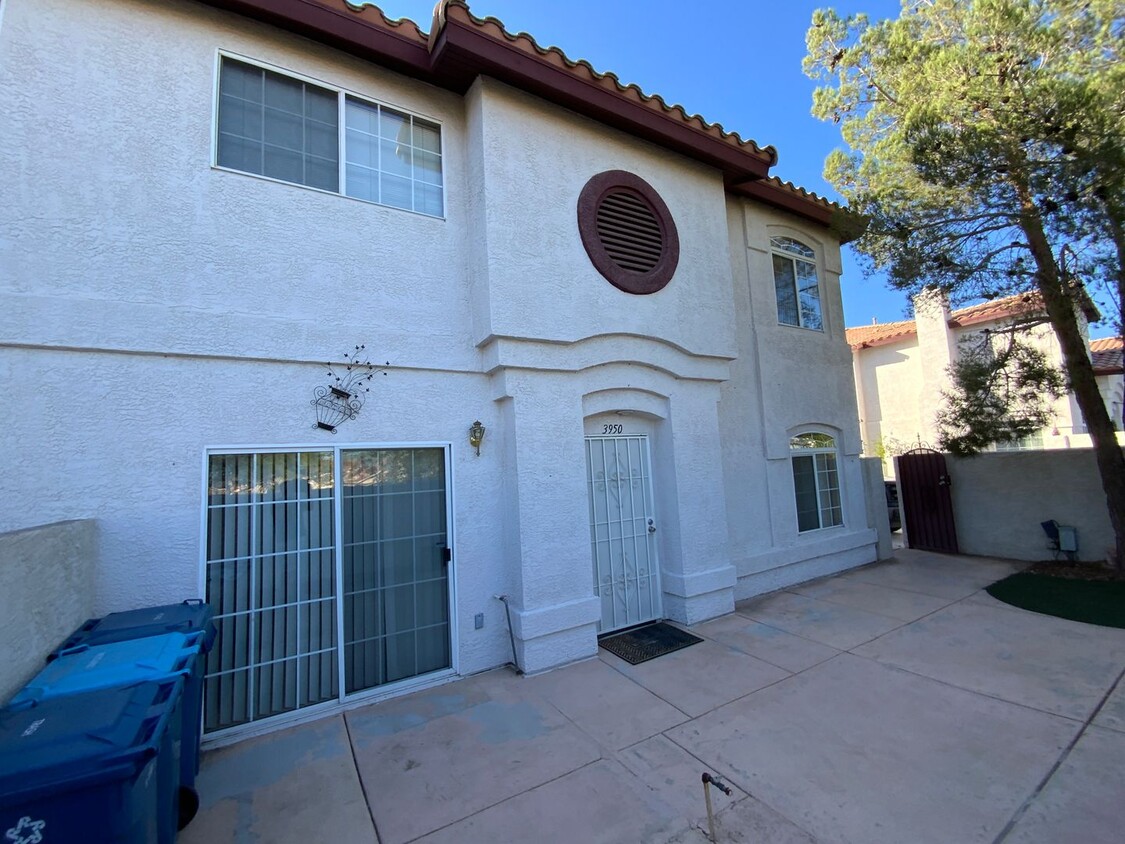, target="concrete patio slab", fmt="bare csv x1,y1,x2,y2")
837,551,1023,600
523,657,687,750
1092,674,1125,733
691,613,840,673
598,636,790,717
413,758,687,844
736,591,904,650
854,599,1125,720
345,669,602,843
182,550,1125,844
1004,725,1125,844
614,734,748,821
666,653,1079,844
666,798,819,844
789,576,956,622
178,715,374,844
